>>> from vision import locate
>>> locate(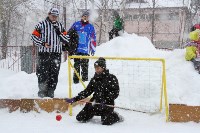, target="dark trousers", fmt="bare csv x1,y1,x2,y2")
109,28,120,40
191,59,200,74
36,52,61,98
73,53,89,83
76,103,120,125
